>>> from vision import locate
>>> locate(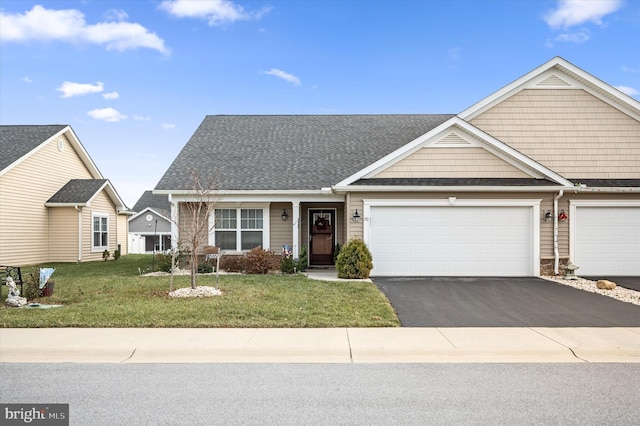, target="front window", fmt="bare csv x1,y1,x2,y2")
215,208,264,251
92,213,109,250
